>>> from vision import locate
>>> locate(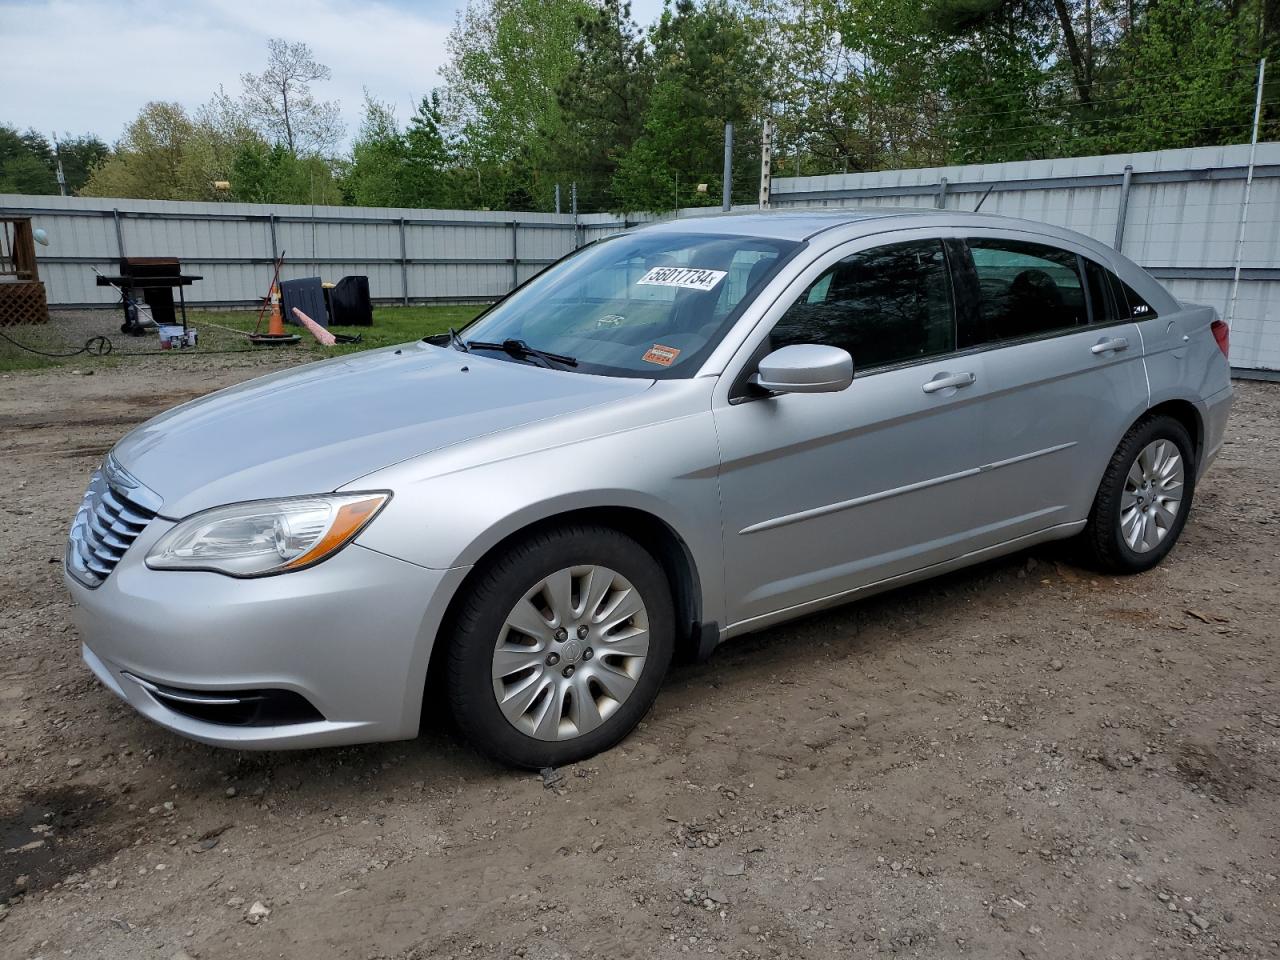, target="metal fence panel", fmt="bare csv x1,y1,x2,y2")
0,195,613,311
770,142,1280,371
5,141,1278,370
